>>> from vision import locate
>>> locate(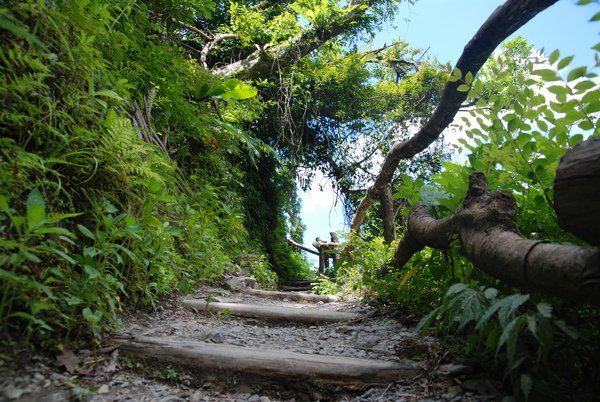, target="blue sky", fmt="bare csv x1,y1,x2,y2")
299,0,600,265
